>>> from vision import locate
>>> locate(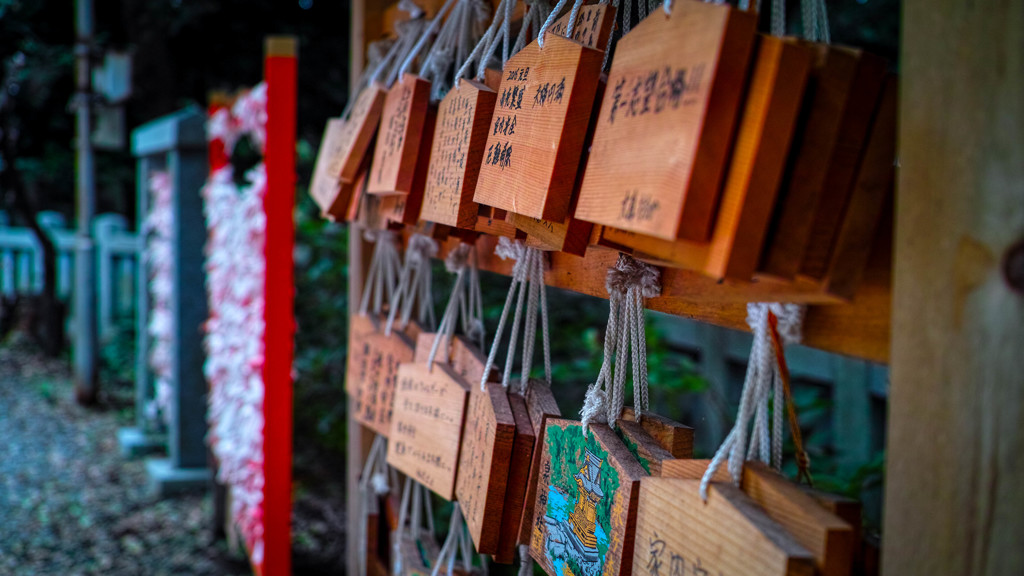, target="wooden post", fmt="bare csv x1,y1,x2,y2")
884,2,1024,574
261,35,297,576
